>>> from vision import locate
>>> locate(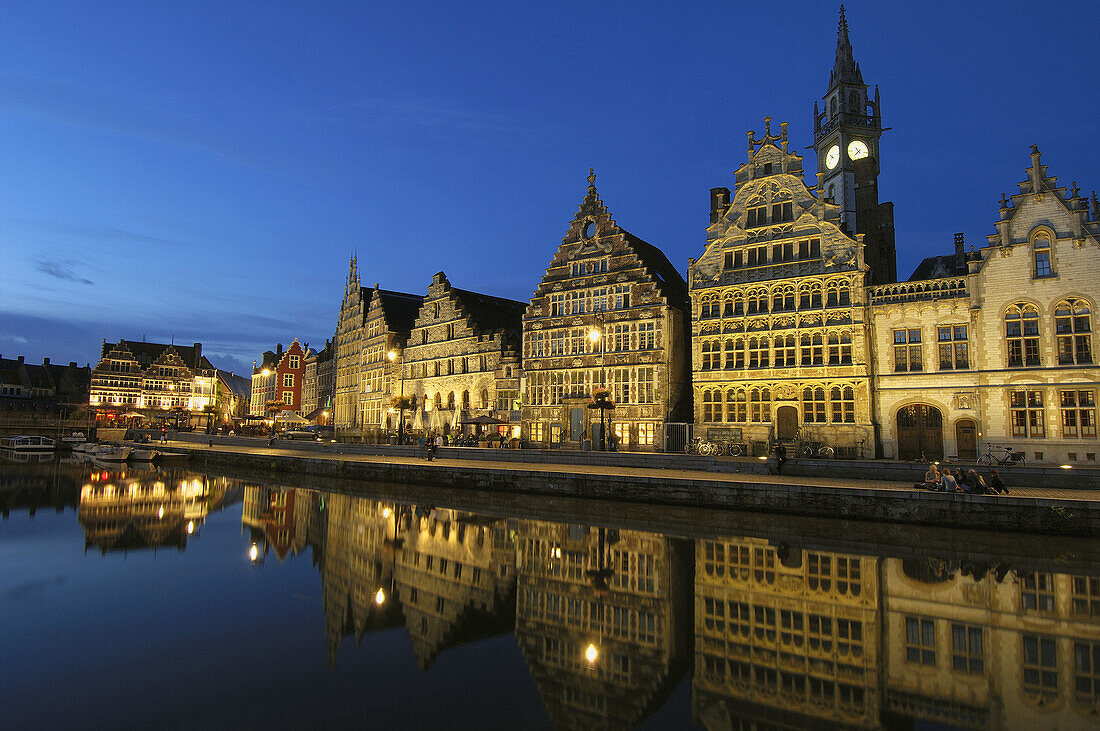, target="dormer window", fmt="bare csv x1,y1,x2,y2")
762,163,773,175
1033,232,1054,278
